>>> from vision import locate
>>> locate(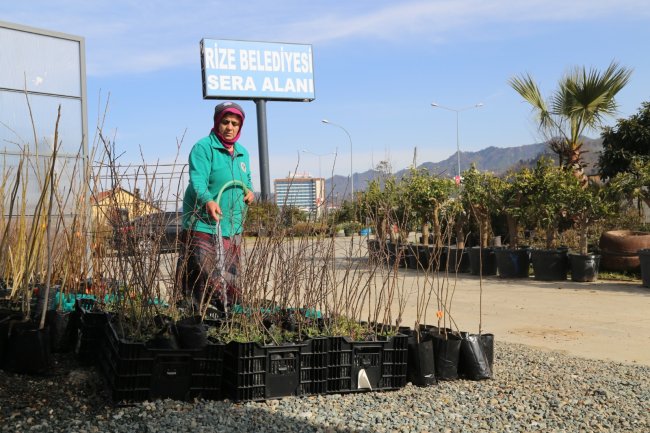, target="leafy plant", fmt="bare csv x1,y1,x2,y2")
401,168,454,247
599,101,650,180
565,179,615,255
461,165,500,248
526,158,575,249
607,158,650,218
494,167,533,248
510,61,632,183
